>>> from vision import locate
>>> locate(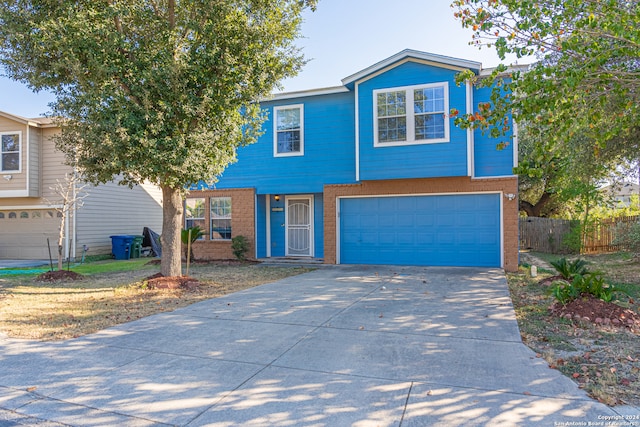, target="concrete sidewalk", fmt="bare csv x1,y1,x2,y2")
1,265,637,426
